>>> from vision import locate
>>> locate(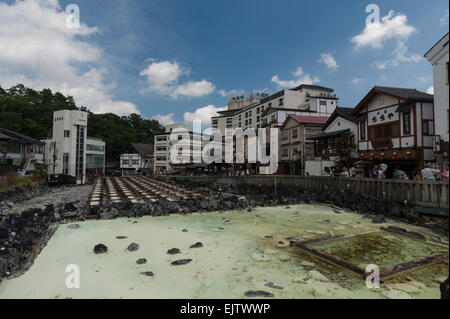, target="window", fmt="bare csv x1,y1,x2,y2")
360,122,366,140
257,116,260,122
369,123,400,139
64,130,70,137
292,129,298,138
249,119,252,125
447,62,449,85
279,98,284,106
257,108,260,114
319,100,327,106
403,112,411,135
75,125,85,178
132,159,139,165
63,153,69,175
268,103,272,108
122,159,129,165
423,121,433,135
87,144,105,152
